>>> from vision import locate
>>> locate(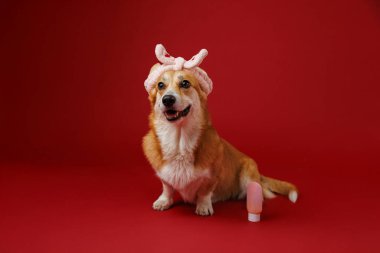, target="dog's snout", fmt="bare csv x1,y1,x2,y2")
162,95,176,107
